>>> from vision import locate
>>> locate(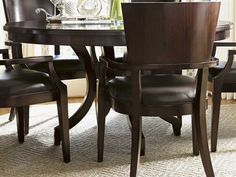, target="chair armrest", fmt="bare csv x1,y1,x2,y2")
0,56,54,73
0,55,66,91
213,49,236,80
100,56,130,70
